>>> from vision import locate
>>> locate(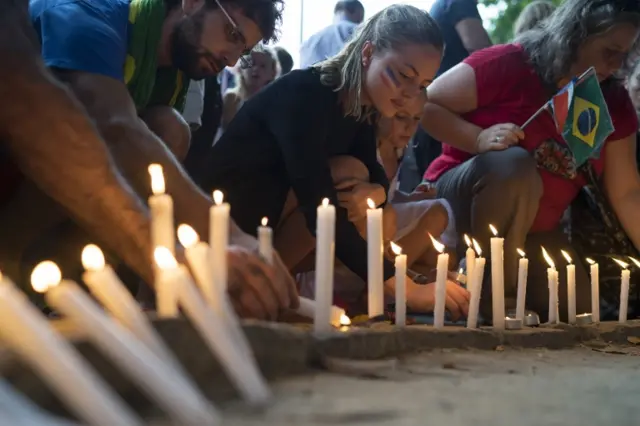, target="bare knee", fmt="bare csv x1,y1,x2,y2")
141,106,191,161
329,155,369,186
417,202,449,236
